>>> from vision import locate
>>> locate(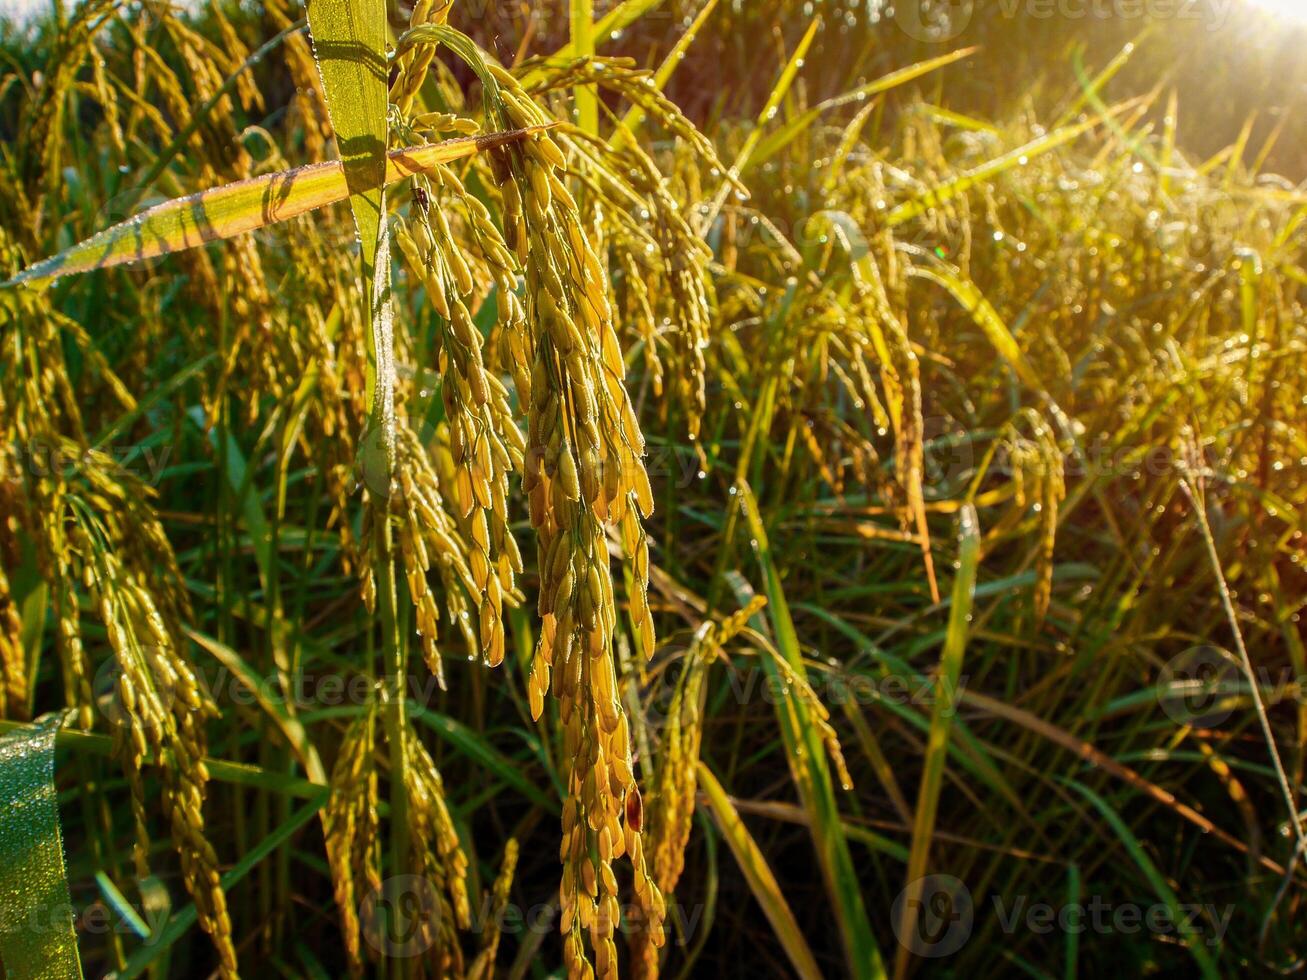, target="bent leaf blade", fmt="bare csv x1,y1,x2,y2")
4,133,543,289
